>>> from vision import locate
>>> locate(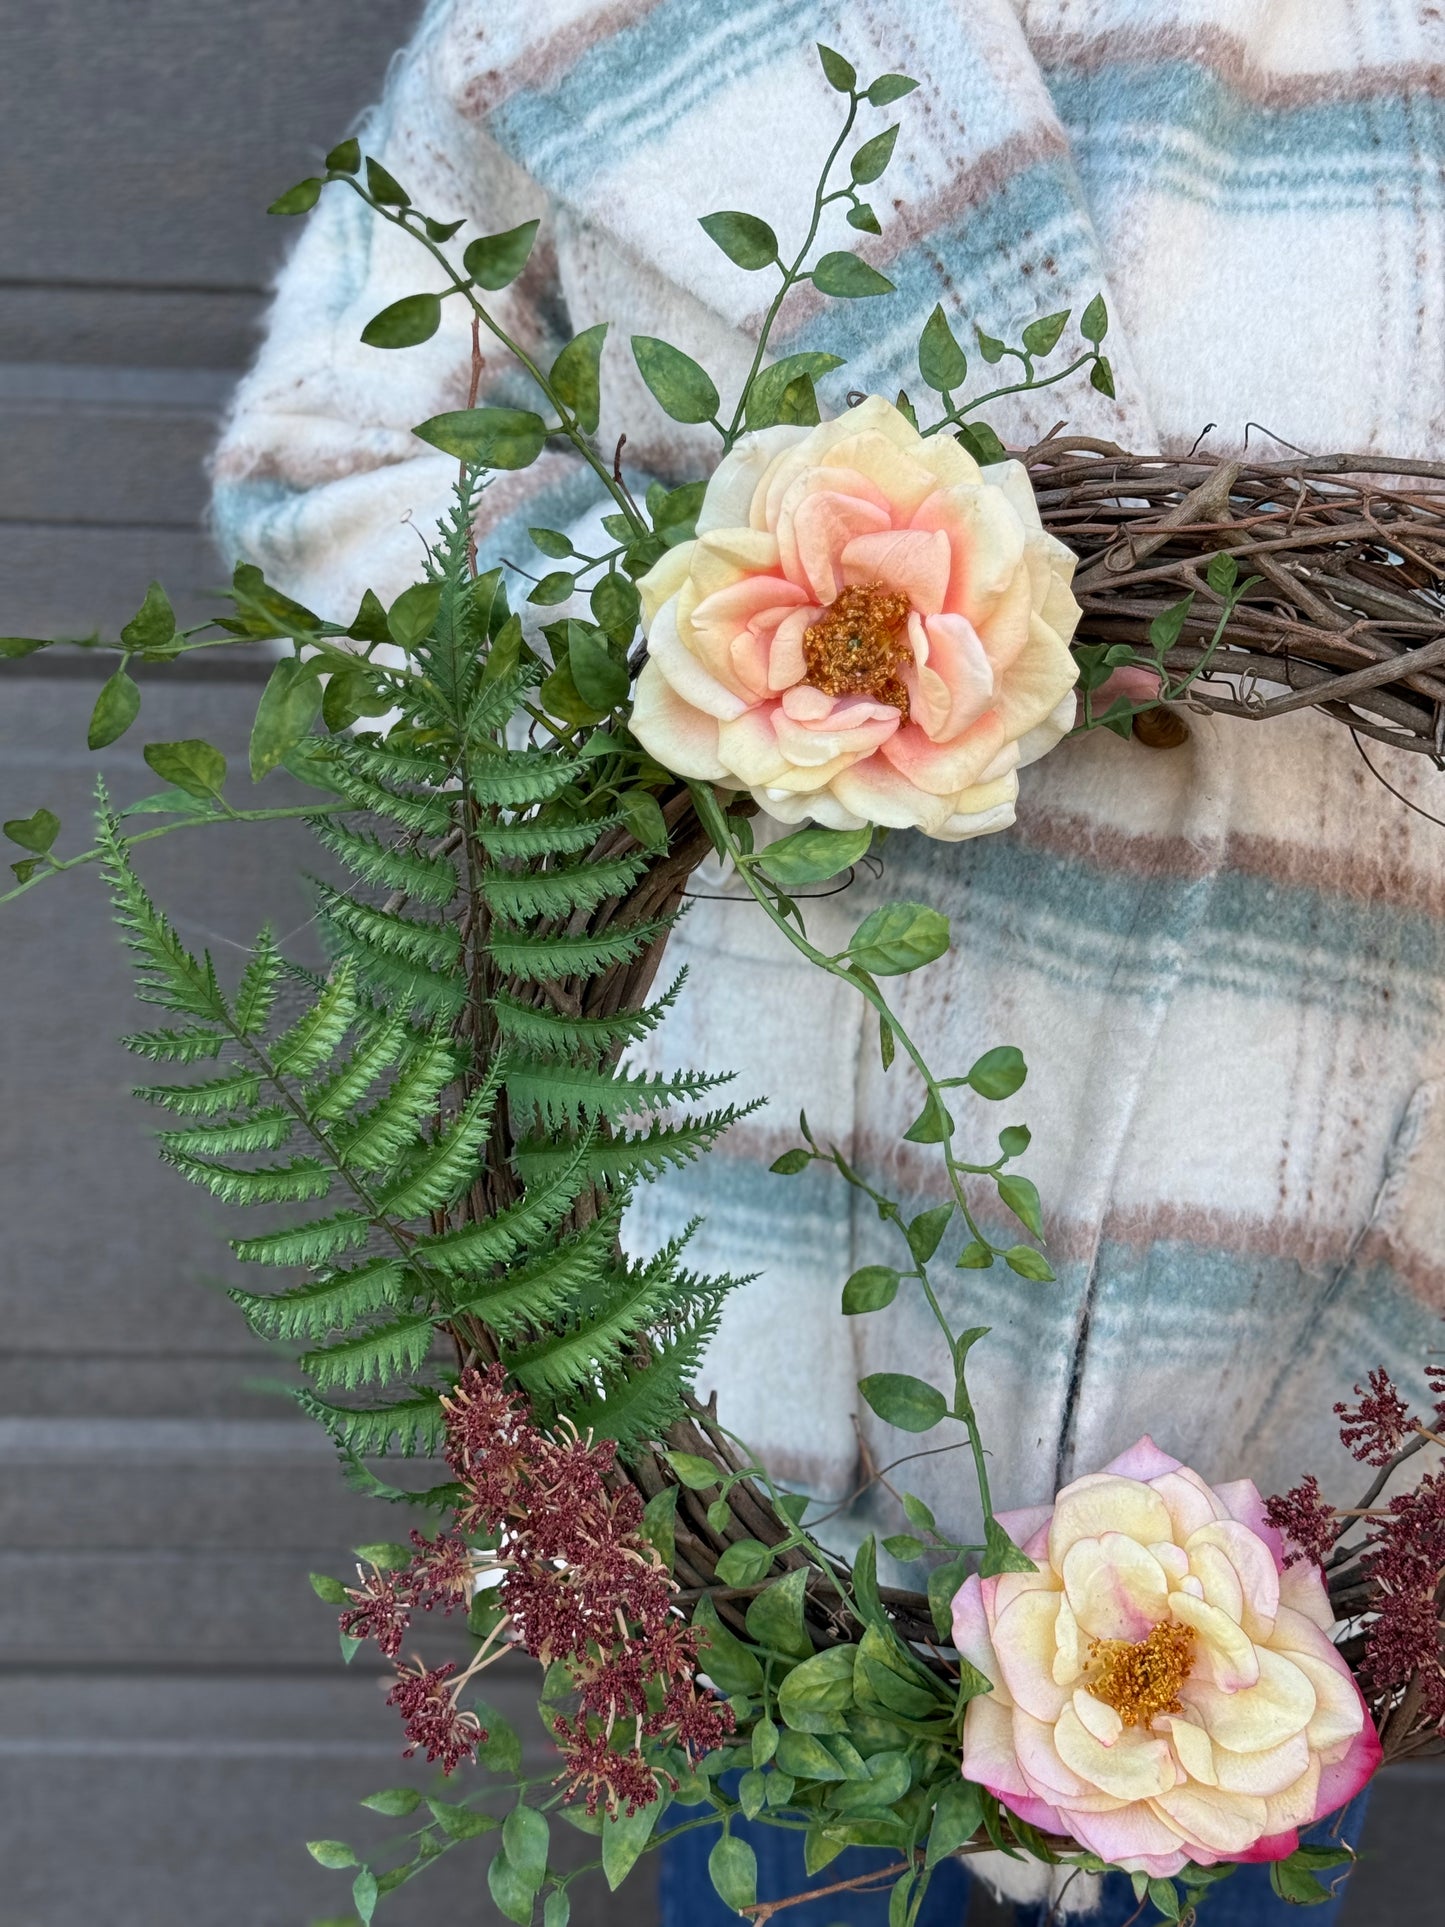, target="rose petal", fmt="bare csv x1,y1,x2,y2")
1186,1520,1281,1638
1102,1438,1183,1484
1167,1589,1261,1693
1153,1782,1269,1857
841,526,953,614
1182,1646,1316,1754
1053,1702,1177,1802
1063,1533,1171,1642
1049,1476,1175,1573
991,1589,1069,1722
628,662,728,781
